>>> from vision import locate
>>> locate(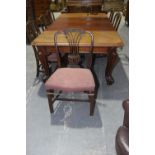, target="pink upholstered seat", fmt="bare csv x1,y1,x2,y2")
45,68,95,92
45,28,96,116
